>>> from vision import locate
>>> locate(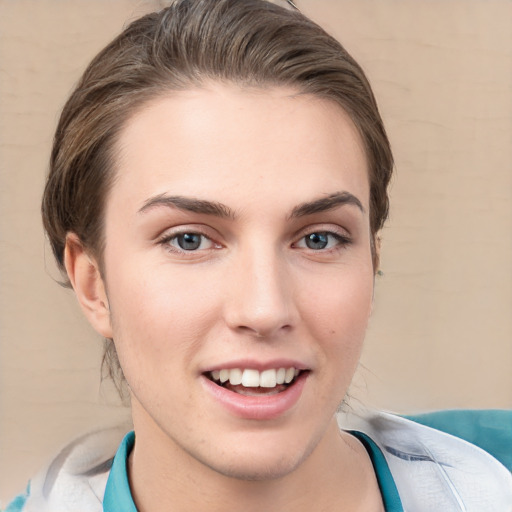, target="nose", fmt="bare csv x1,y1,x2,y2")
223,244,297,339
